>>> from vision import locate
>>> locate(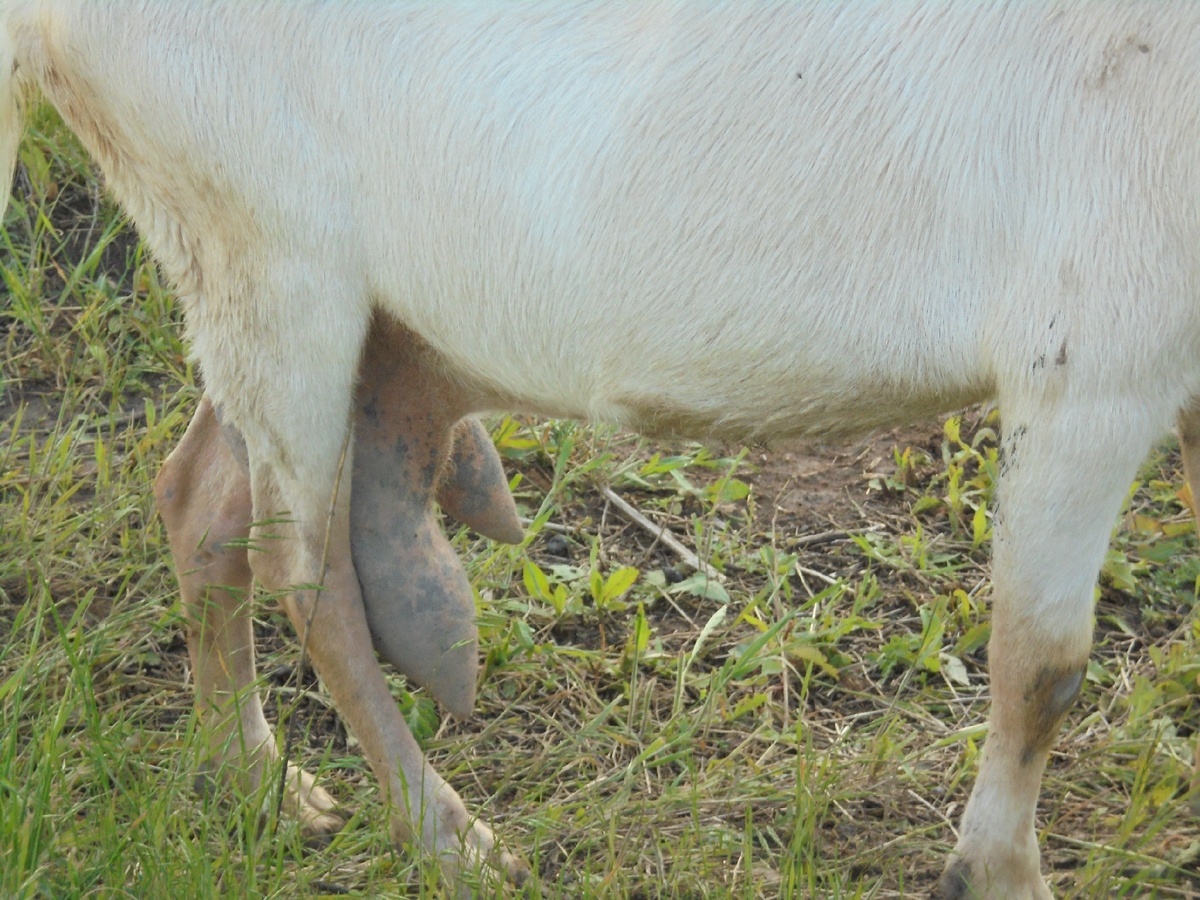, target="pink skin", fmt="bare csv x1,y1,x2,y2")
156,398,345,838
